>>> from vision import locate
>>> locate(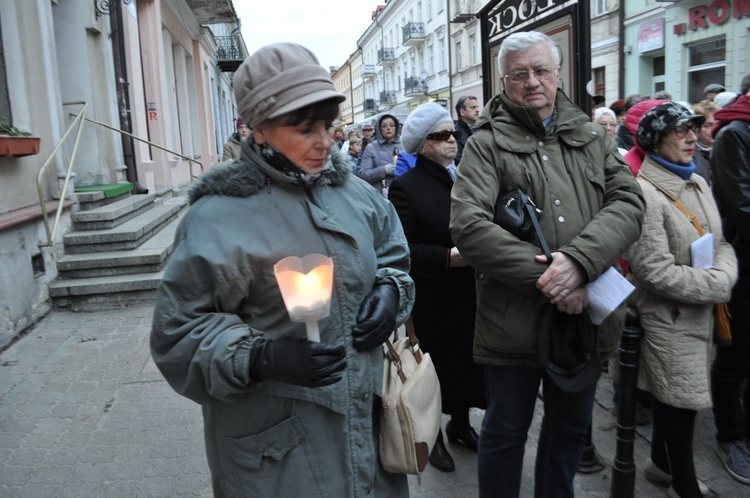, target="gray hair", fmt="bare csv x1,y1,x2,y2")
497,31,561,77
